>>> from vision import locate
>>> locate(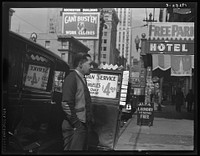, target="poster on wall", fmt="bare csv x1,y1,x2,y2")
86,73,119,98
25,64,50,90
